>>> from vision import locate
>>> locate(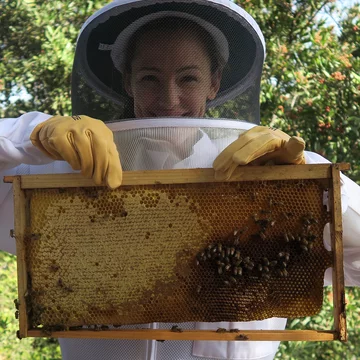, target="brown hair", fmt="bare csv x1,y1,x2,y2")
123,17,226,75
